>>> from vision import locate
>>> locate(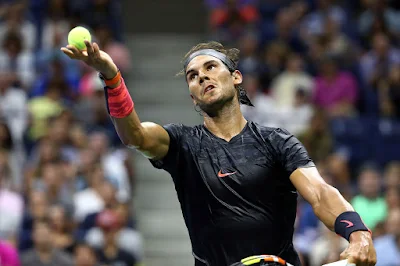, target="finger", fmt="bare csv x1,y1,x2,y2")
85,40,95,57
60,47,75,58
93,42,101,58
368,249,377,266
66,45,82,56
340,249,348,260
